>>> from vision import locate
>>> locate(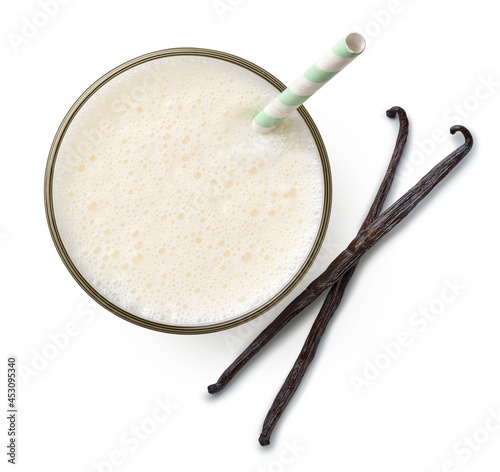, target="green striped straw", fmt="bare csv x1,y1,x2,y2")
252,33,366,133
